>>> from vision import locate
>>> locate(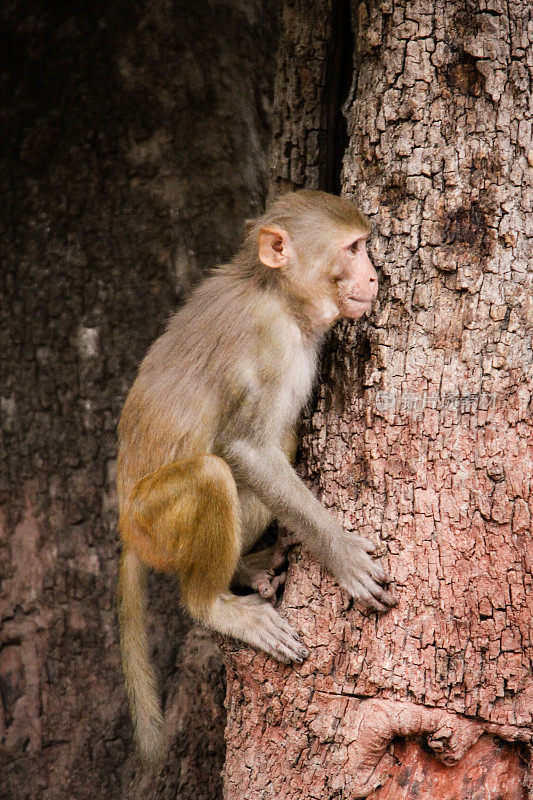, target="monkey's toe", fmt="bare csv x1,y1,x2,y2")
366,584,397,611
354,585,390,613
253,569,284,601
359,536,377,554
258,580,275,599
271,546,288,571
256,604,309,663
370,562,390,585
380,589,398,606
